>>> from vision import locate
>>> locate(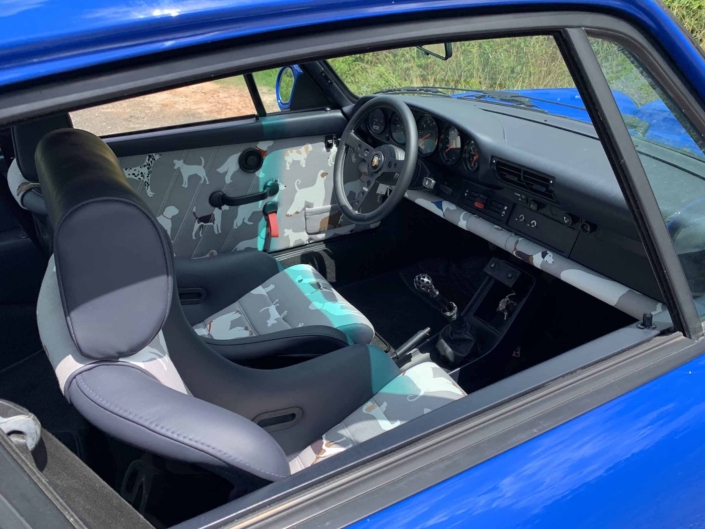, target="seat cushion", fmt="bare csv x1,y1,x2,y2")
193,264,375,345
289,361,465,473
